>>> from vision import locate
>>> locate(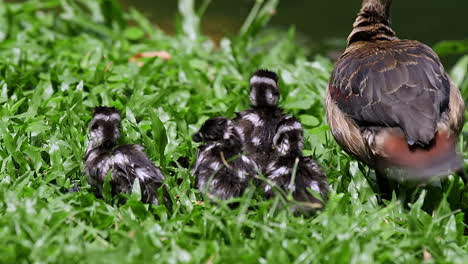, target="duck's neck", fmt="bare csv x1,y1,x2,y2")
347,0,397,46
